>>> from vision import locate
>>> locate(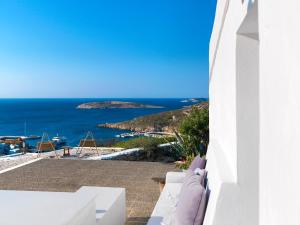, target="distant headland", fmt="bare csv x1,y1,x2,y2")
98,101,209,133
76,101,164,109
